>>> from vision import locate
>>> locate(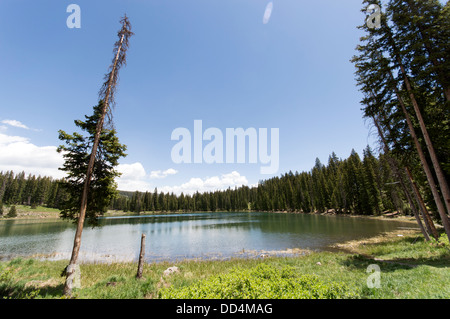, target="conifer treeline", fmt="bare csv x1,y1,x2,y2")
0,171,67,209
110,146,406,215
0,146,429,217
